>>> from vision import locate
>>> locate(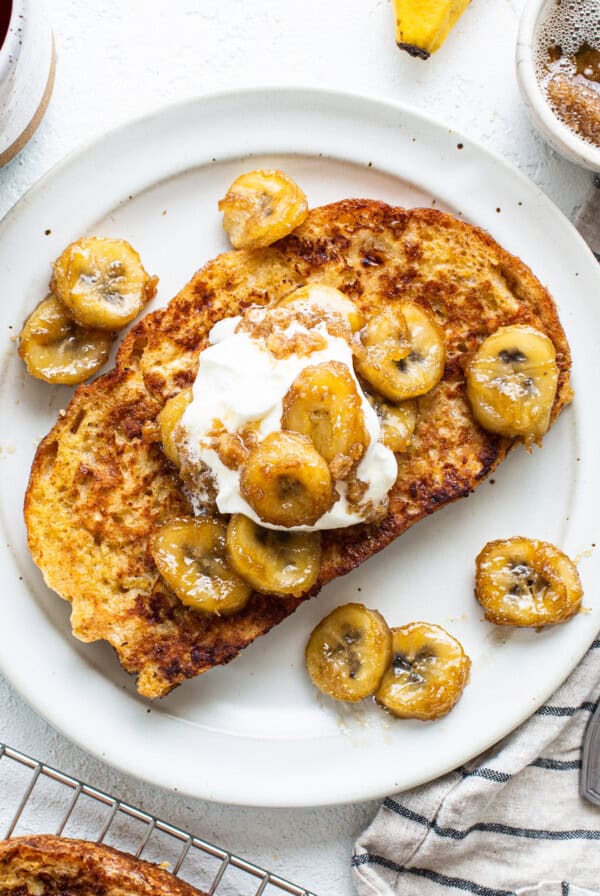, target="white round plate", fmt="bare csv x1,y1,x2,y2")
1,88,599,808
